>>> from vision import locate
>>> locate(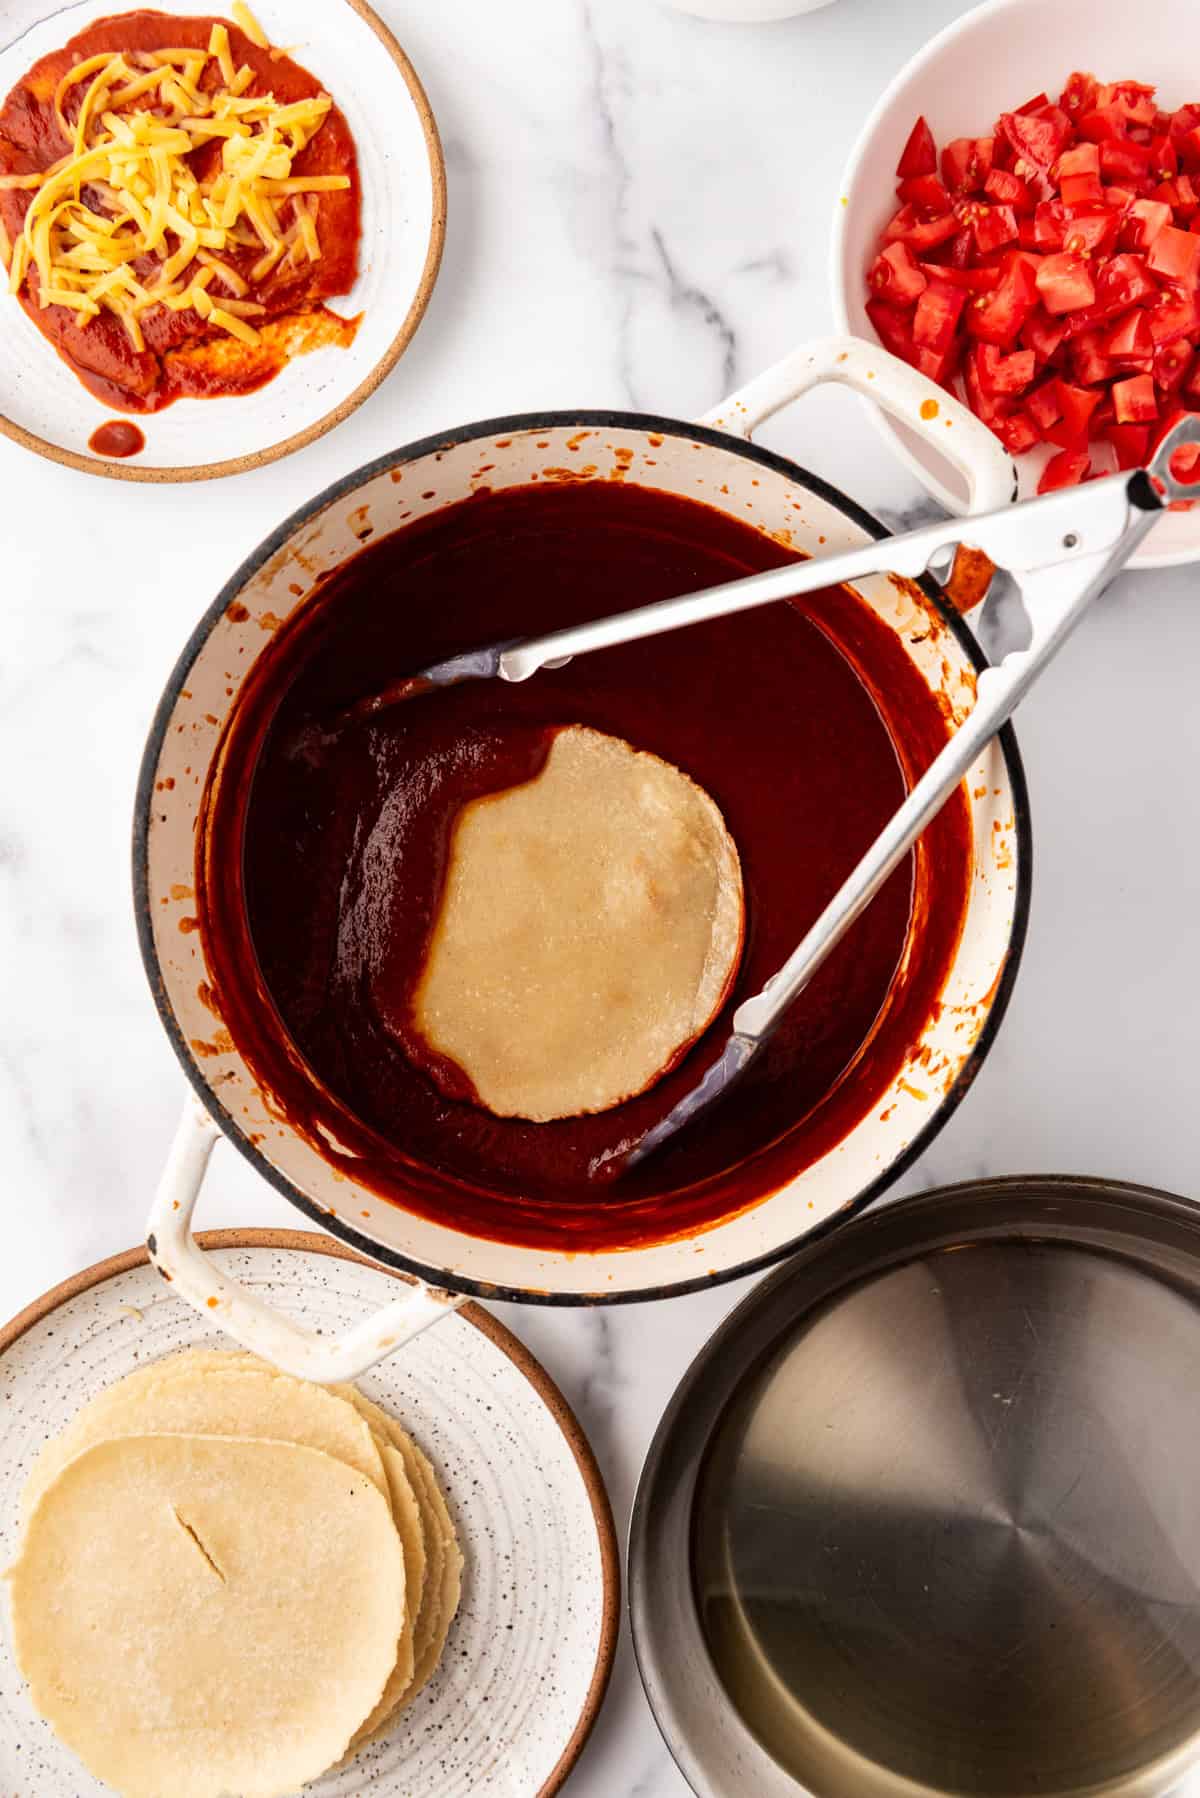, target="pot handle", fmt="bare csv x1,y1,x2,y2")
146,1100,466,1383
701,334,1017,515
